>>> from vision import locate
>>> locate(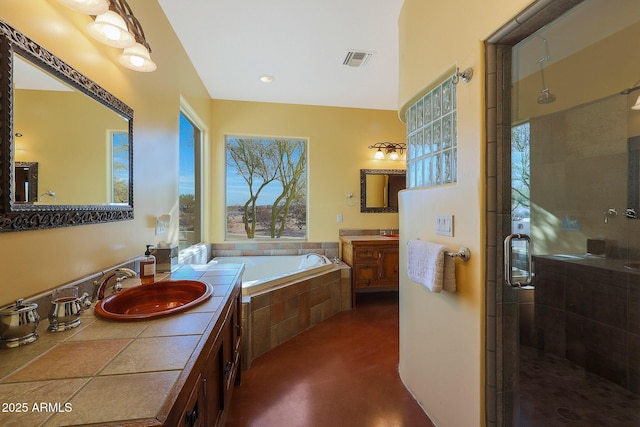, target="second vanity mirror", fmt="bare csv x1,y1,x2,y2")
360,169,406,213
0,20,134,232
